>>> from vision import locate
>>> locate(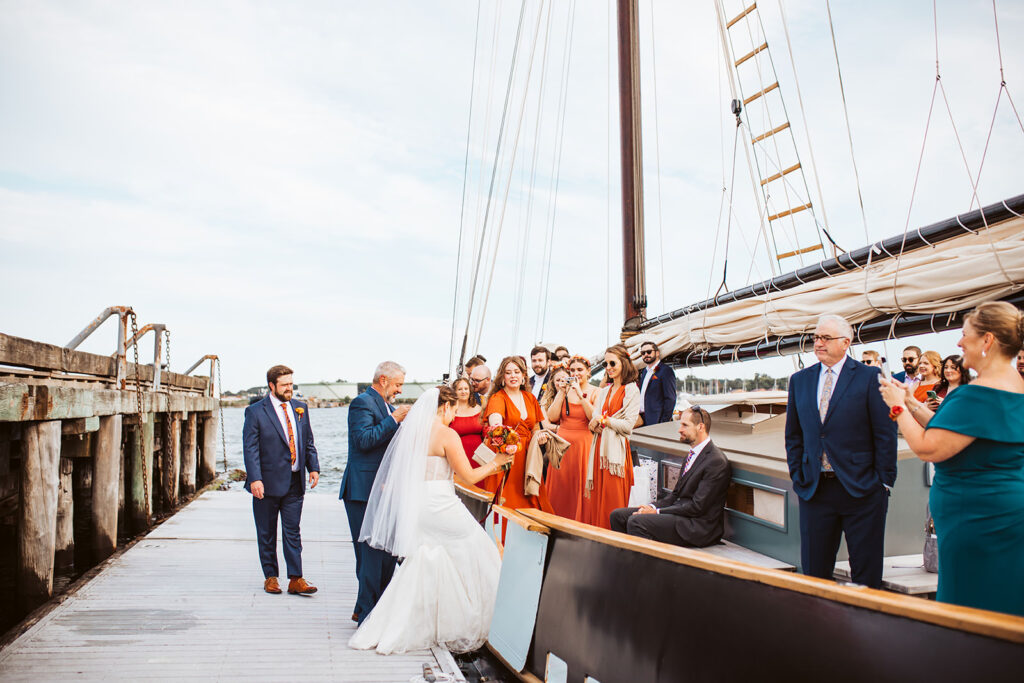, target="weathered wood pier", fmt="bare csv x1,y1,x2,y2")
0,491,456,681
0,307,222,631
